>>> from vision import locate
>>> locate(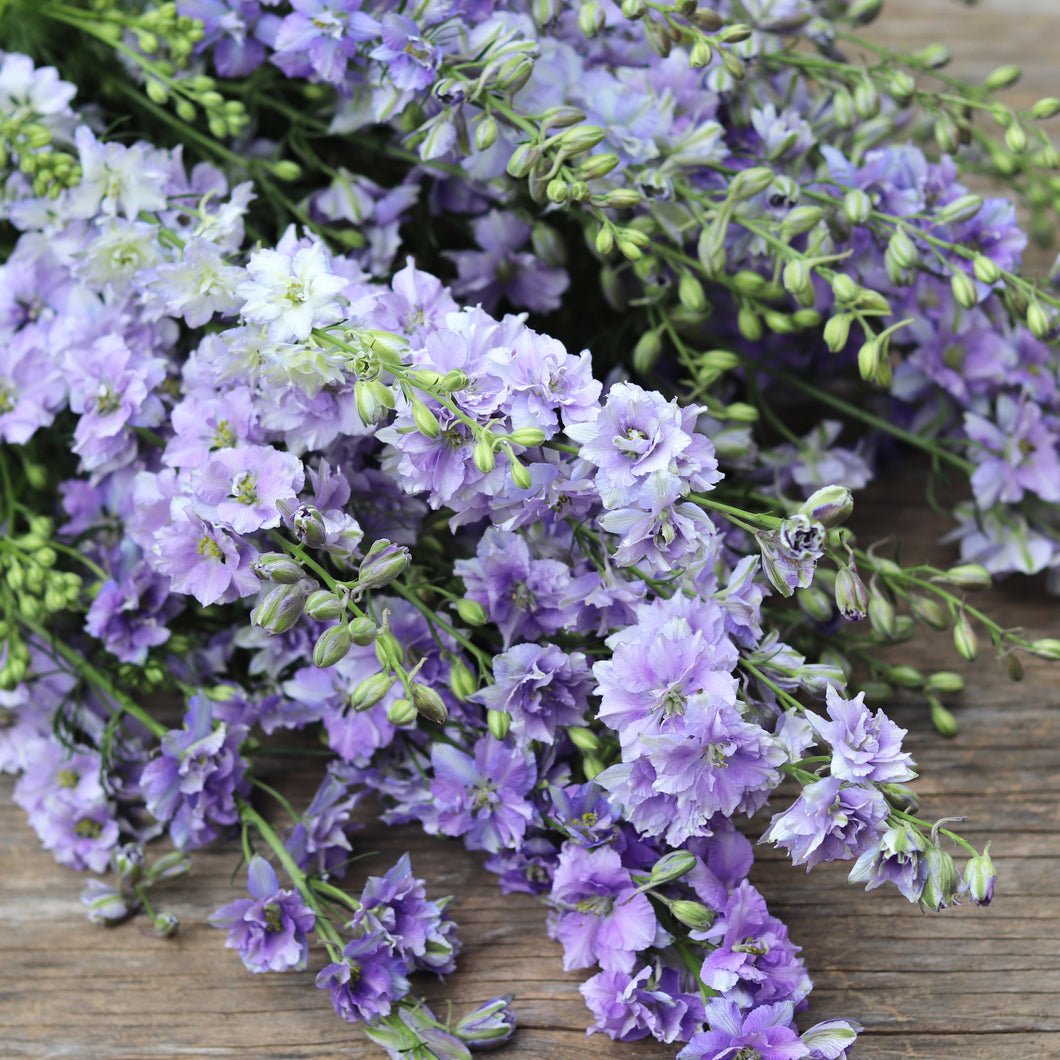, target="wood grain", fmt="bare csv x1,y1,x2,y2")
3,2,1060,1059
